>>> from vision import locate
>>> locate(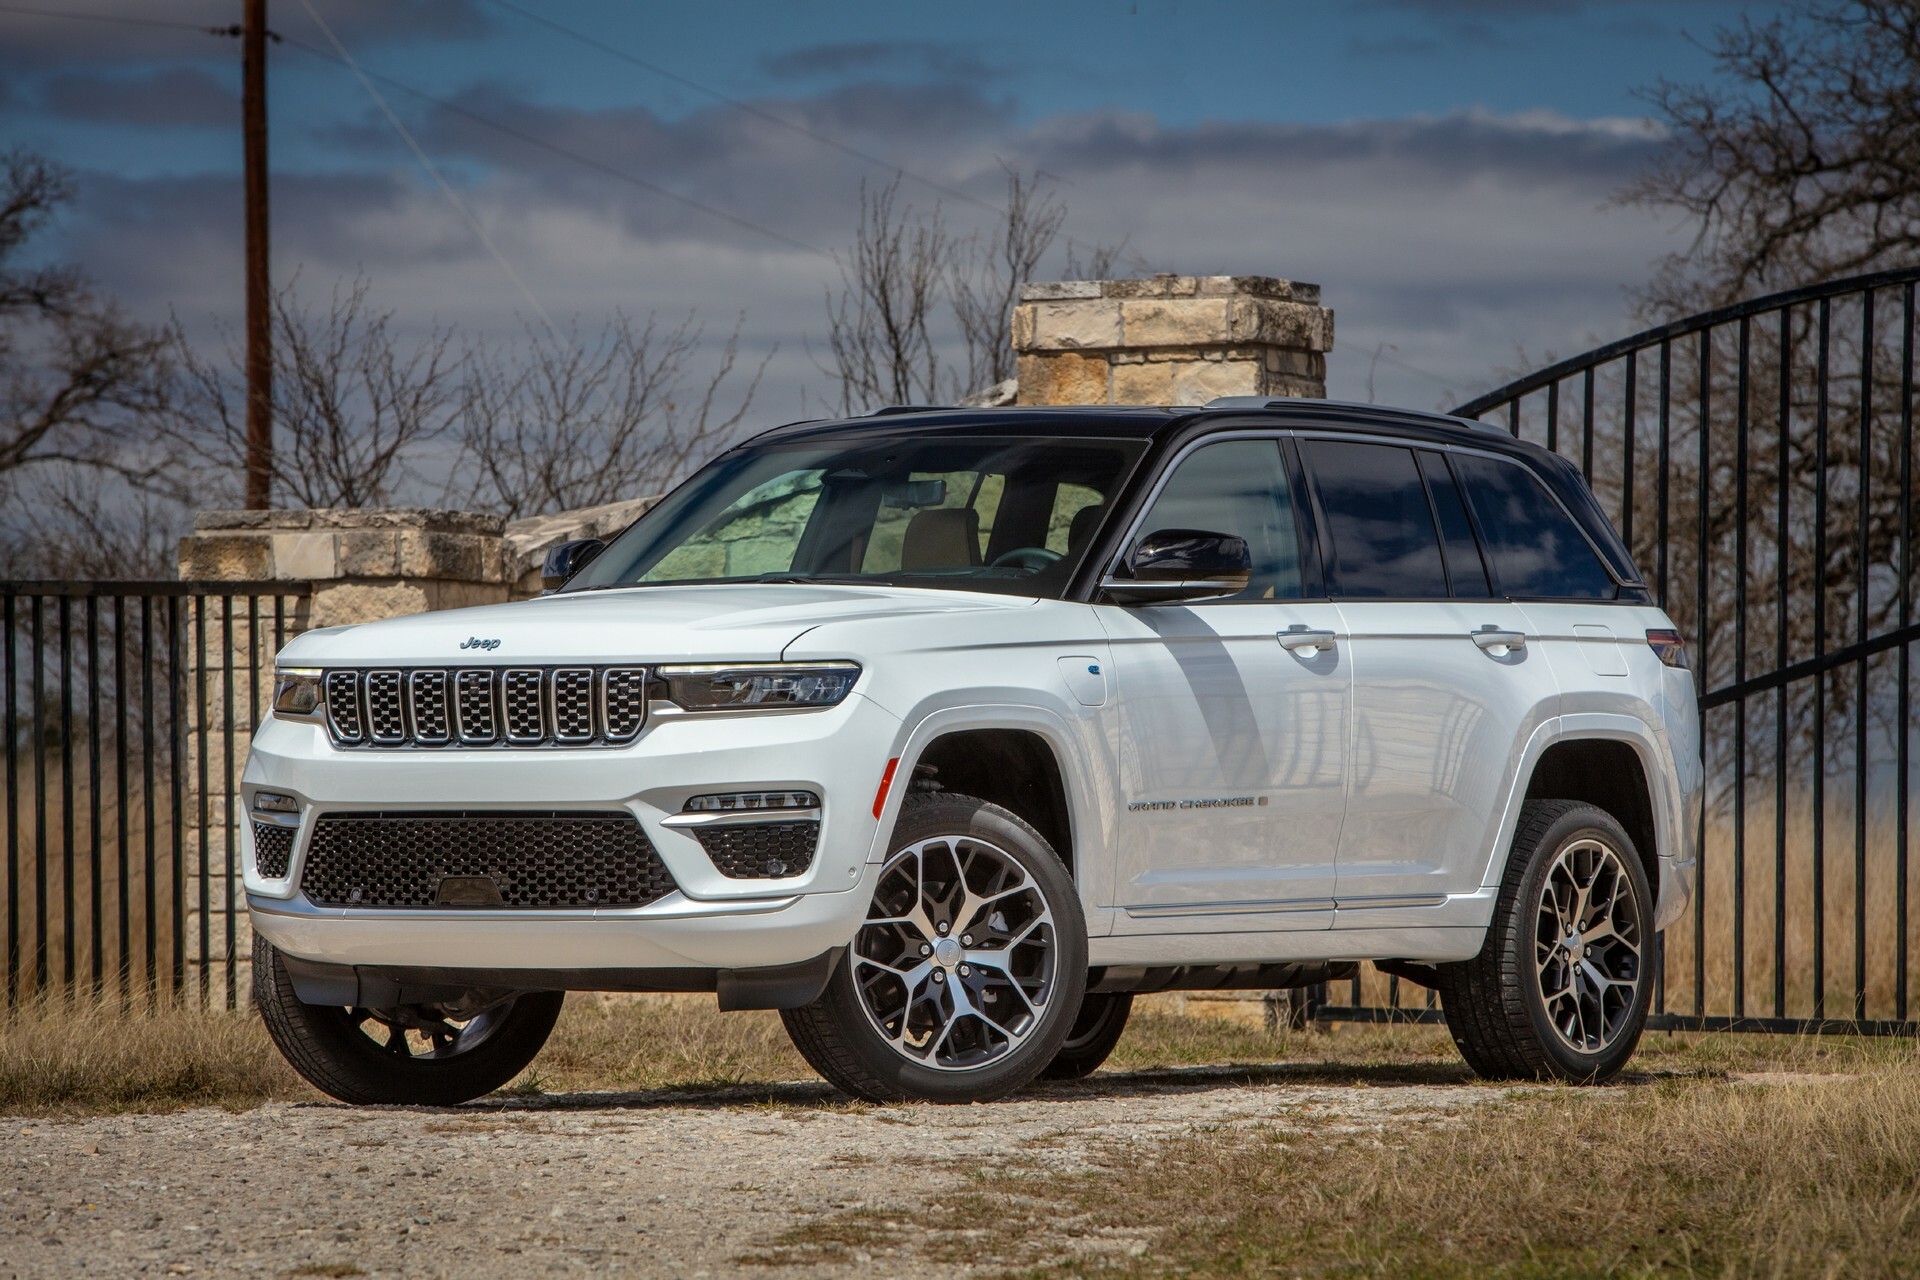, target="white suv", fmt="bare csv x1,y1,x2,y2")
246,400,1701,1105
